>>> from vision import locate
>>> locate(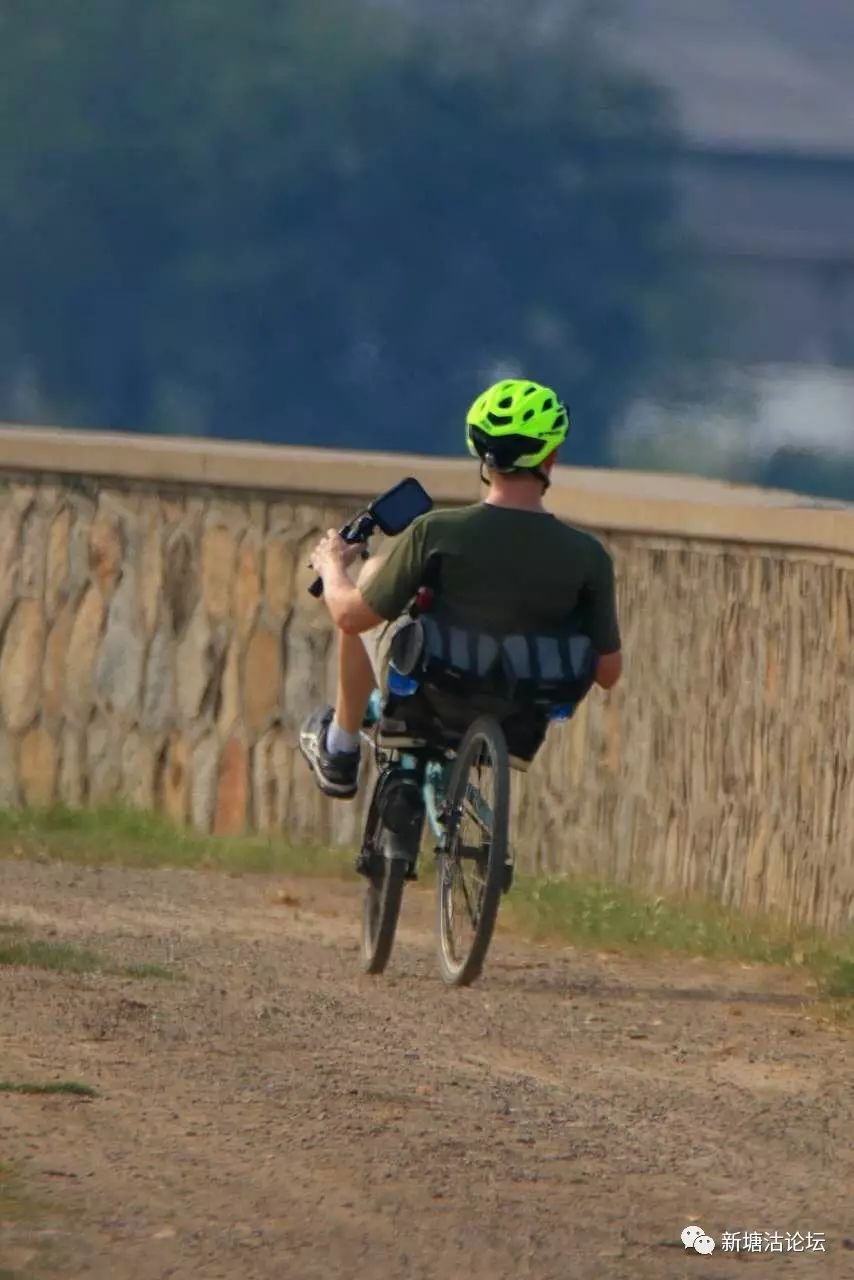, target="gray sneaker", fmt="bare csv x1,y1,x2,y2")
299,706,360,799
